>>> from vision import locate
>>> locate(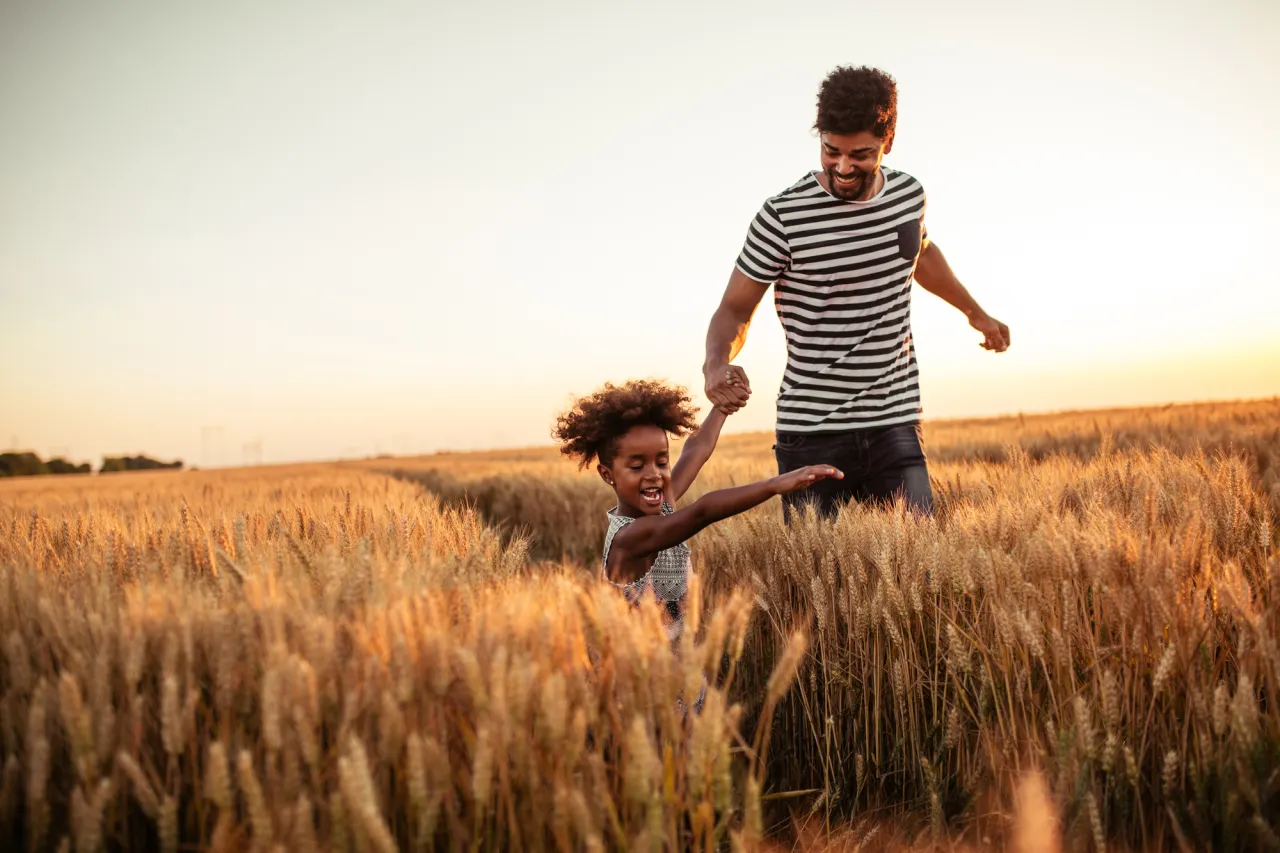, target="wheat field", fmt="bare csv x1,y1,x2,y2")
1,398,1277,851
